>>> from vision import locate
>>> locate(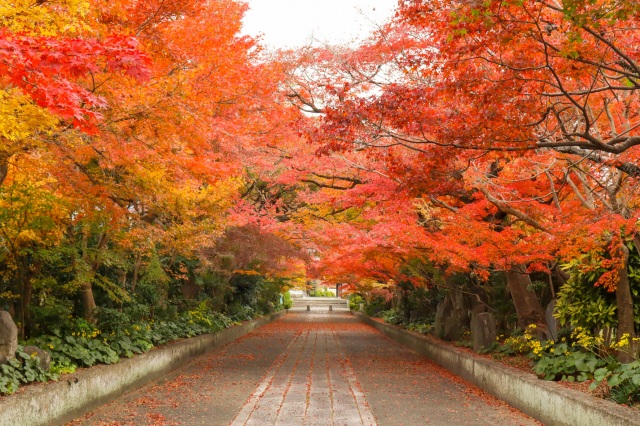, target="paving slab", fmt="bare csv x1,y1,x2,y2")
70,311,539,426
